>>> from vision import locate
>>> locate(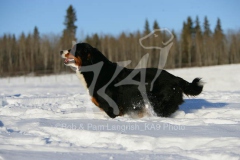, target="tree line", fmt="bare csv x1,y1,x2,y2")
0,5,240,77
